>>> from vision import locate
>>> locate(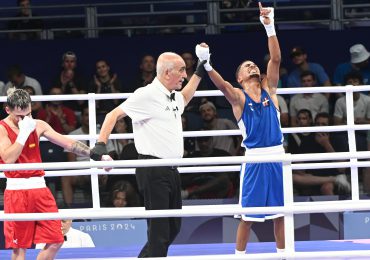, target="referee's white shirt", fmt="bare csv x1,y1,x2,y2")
119,77,185,159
